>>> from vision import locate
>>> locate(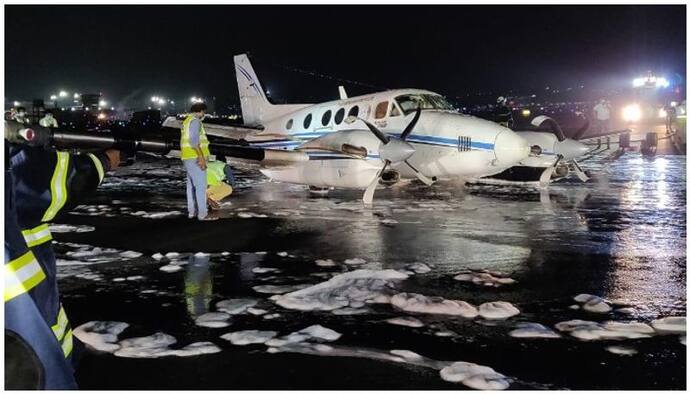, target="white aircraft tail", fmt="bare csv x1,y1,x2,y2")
234,54,309,127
